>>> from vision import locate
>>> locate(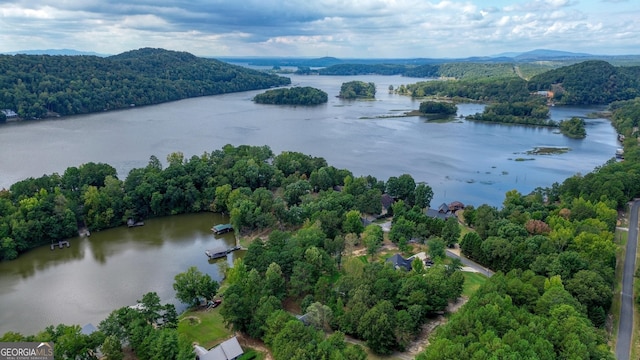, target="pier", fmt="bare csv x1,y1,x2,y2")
51,240,70,250
205,246,241,260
